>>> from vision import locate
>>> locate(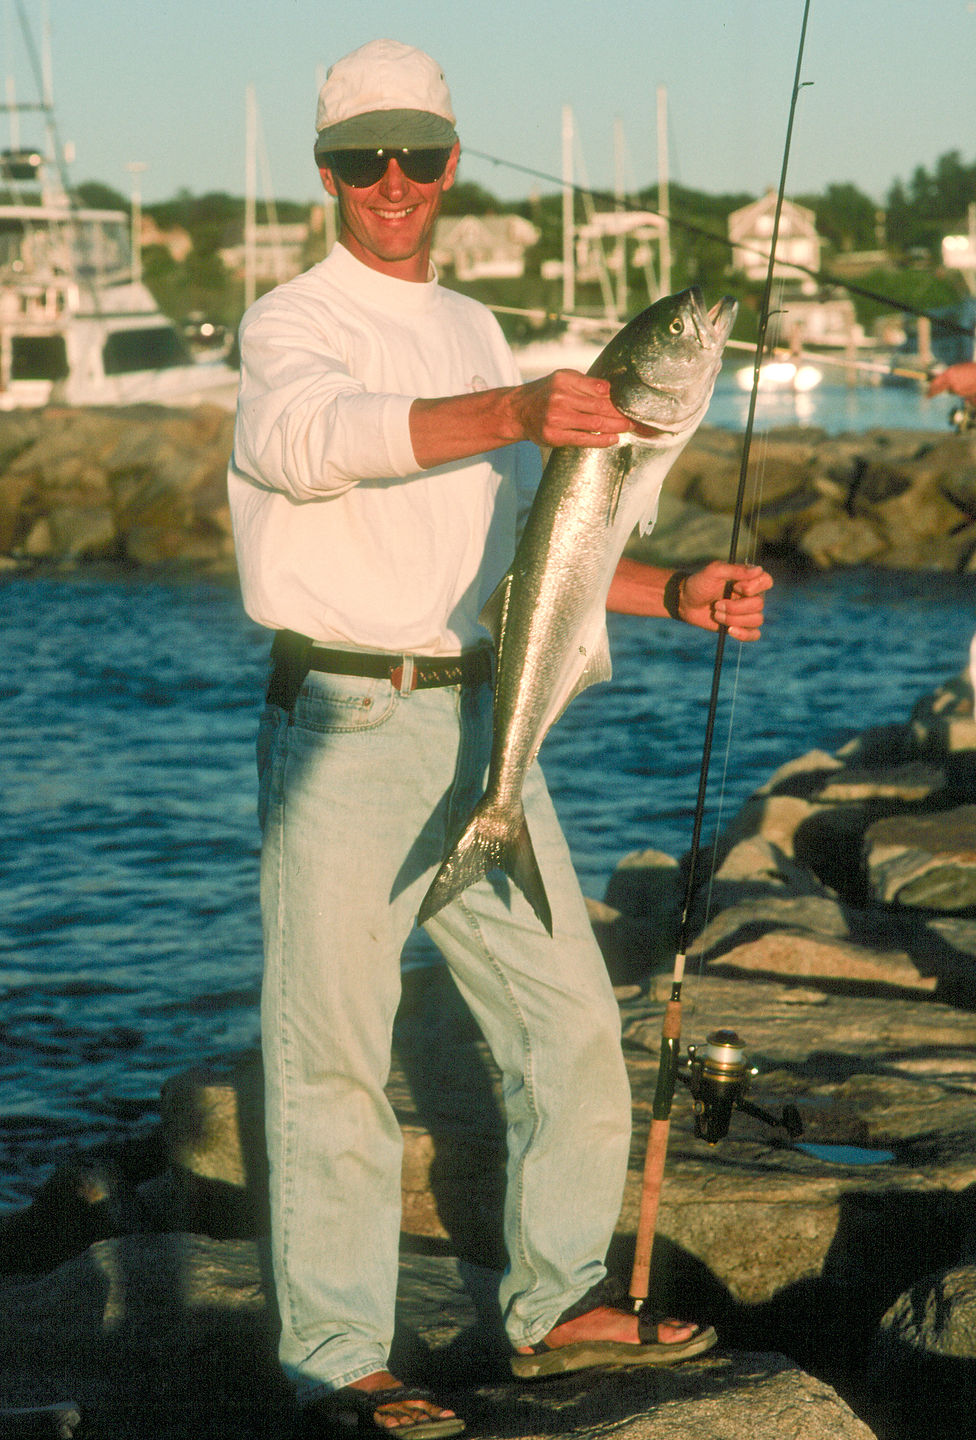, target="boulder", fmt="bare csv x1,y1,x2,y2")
623,490,753,570
704,928,938,994
863,807,976,912
0,406,235,569
866,1265,976,1440
590,849,683,980
585,897,680,985
3,412,976,574
0,1234,288,1436
798,514,888,569
604,848,683,917
0,1234,875,1440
